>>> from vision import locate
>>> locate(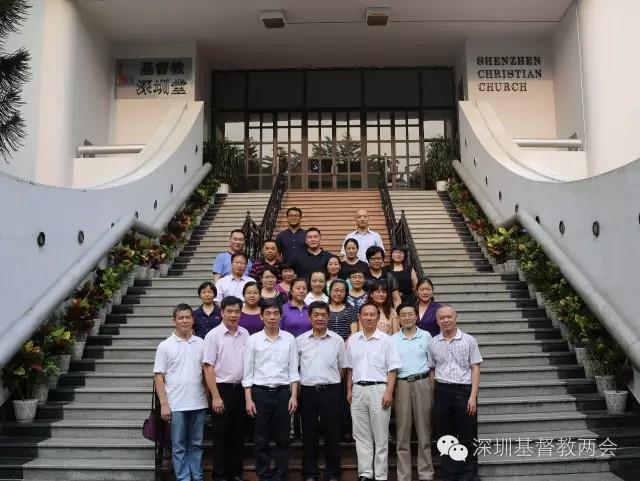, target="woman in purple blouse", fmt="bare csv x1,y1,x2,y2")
416,278,442,337
239,281,263,334
281,278,311,337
